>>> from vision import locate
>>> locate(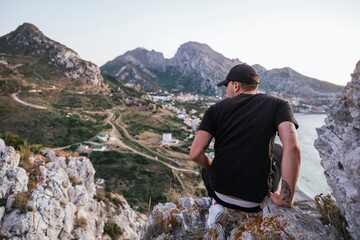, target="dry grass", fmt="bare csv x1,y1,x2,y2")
164,188,183,204
314,194,352,239
136,131,161,147
75,216,87,229
69,176,82,186
12,191,32,214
